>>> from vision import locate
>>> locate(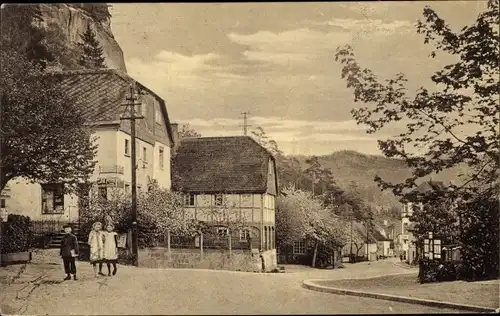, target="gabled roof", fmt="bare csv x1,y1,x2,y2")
413,181,446,194
172,136,277,194
352,222,391,243
45,68,175,146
